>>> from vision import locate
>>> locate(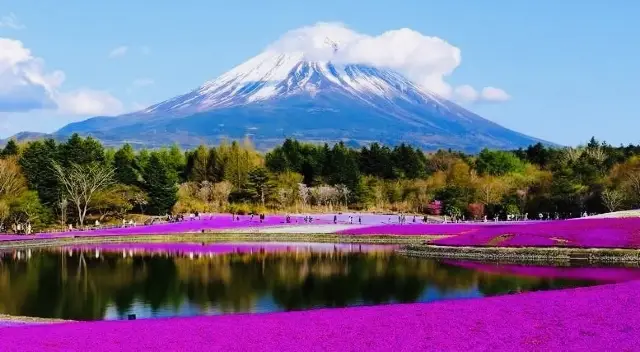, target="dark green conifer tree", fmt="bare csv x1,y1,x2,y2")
143,154,178,215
